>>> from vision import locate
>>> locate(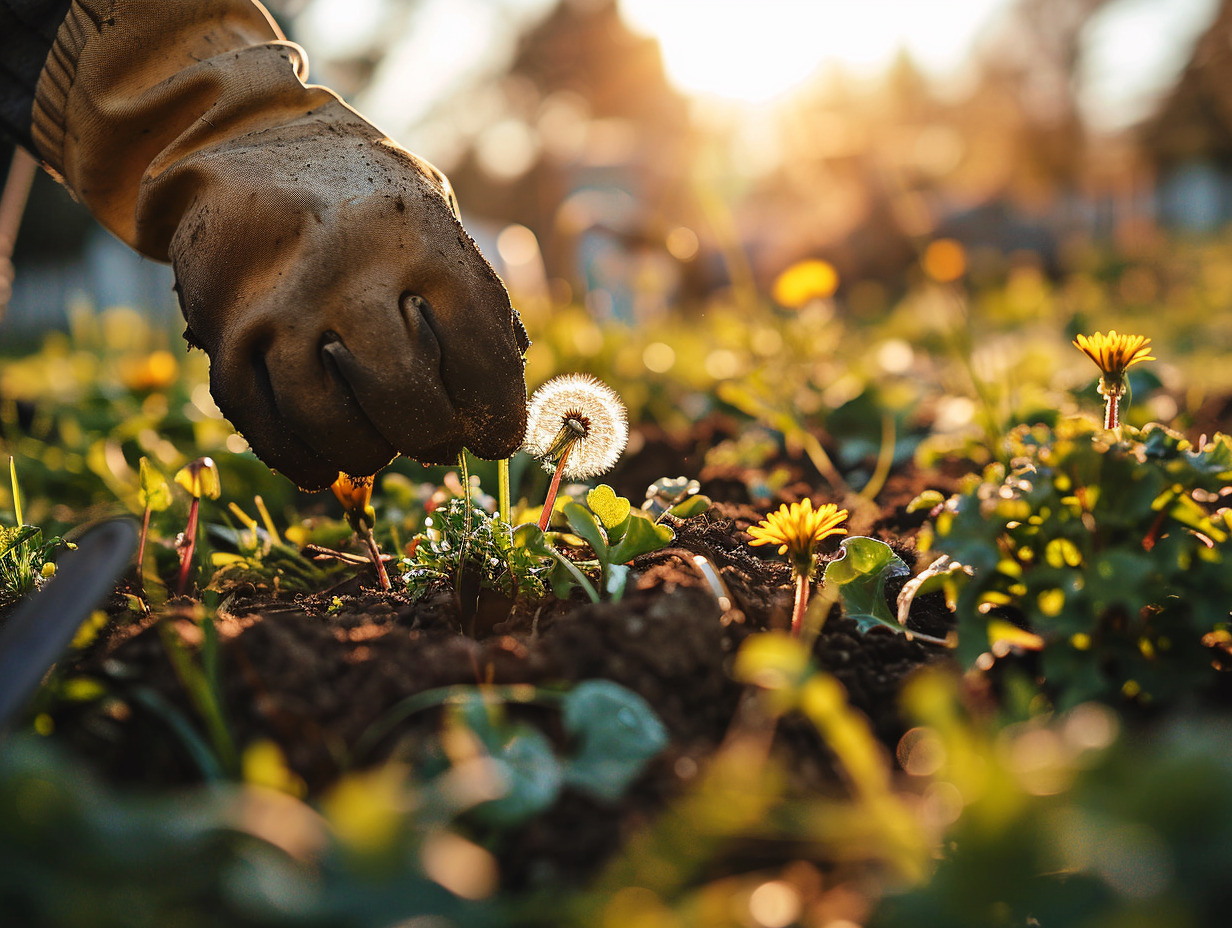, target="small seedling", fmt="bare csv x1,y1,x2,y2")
1073,330,1154,430
173,457,221,596
513,483,694,602
330,472,390,591
1,457,71,608
522,374,629,530
403,496,547,602
135,456,171,595
747,498,849,637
